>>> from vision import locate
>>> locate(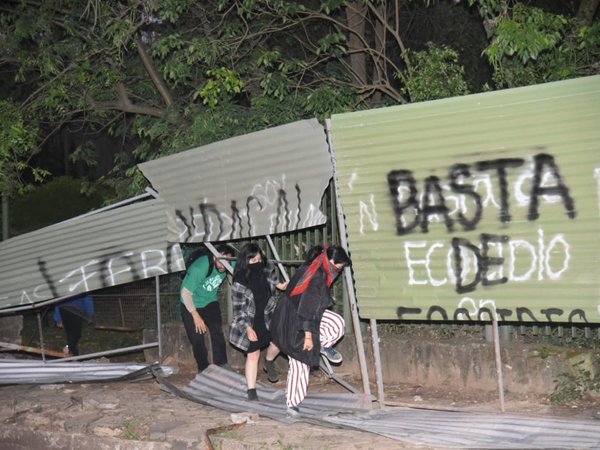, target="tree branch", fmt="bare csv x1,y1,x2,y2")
135,36,174,108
